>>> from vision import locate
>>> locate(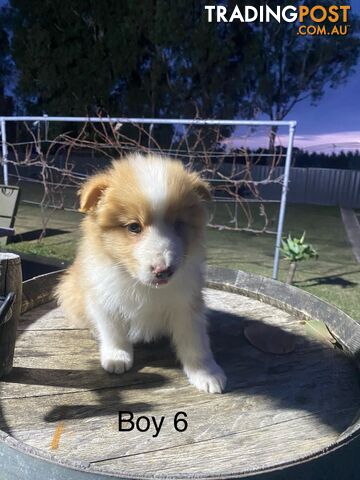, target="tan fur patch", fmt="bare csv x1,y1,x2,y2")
79,173,110,213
